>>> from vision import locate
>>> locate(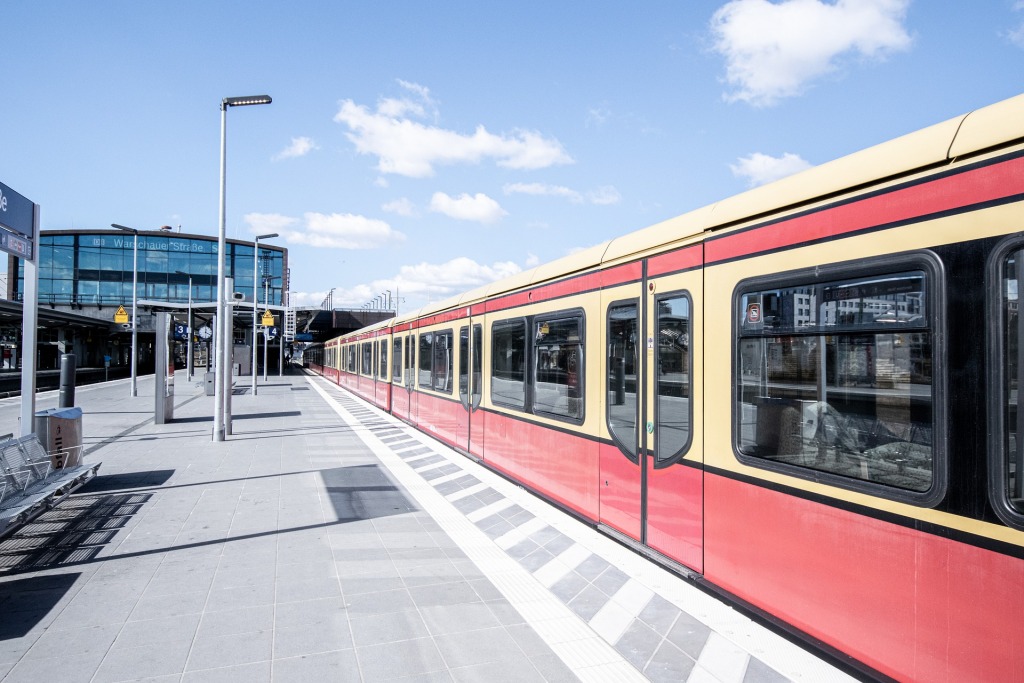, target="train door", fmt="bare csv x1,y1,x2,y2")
405,333,418,424
457,320,484,457
600,252,704,573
